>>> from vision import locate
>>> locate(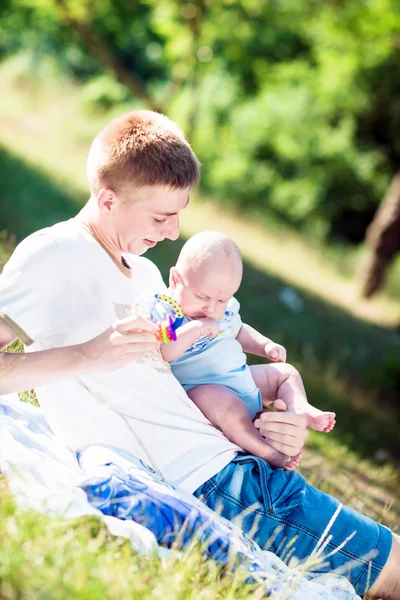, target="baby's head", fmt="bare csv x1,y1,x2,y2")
169,231,243,320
